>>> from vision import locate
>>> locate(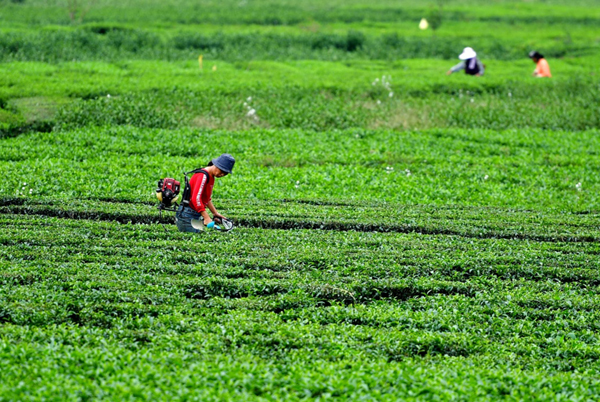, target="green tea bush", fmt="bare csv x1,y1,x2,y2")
172,33,225,51
1,126,598,211
3,197,598,242
55,87,377,131
3,0,600,27
1,28,595,63
3,0,600,398
1,212,600,399
50,78,600,132
0,109,24,135
56,93,188,129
